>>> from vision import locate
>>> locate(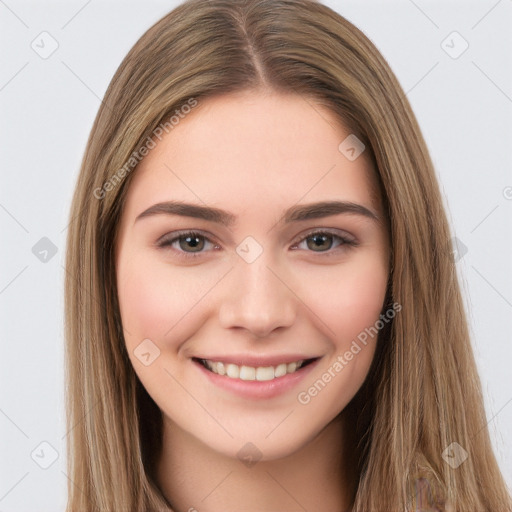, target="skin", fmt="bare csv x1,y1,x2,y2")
115,89,390,512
